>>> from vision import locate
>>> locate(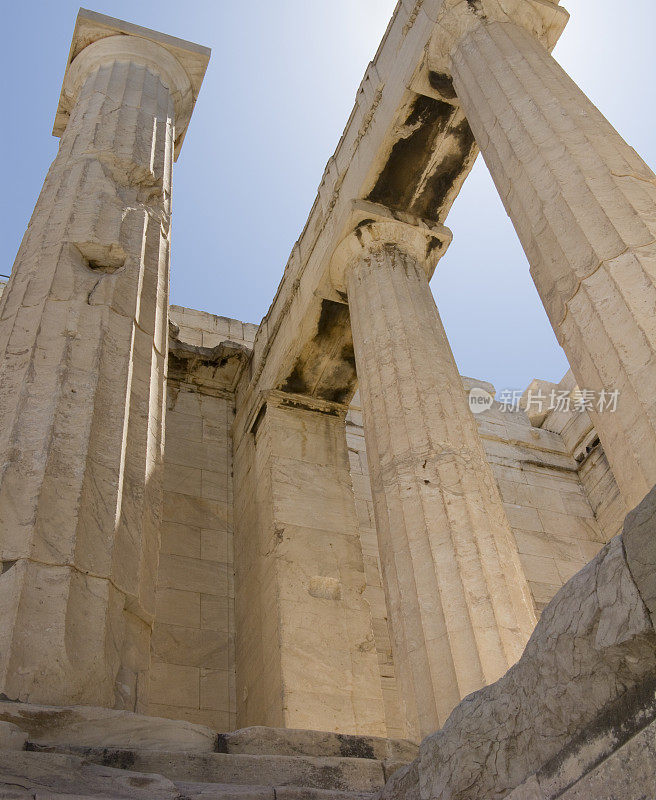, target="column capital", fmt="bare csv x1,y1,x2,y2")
54,9,210,160
428,0,568,74
330,200,452,293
